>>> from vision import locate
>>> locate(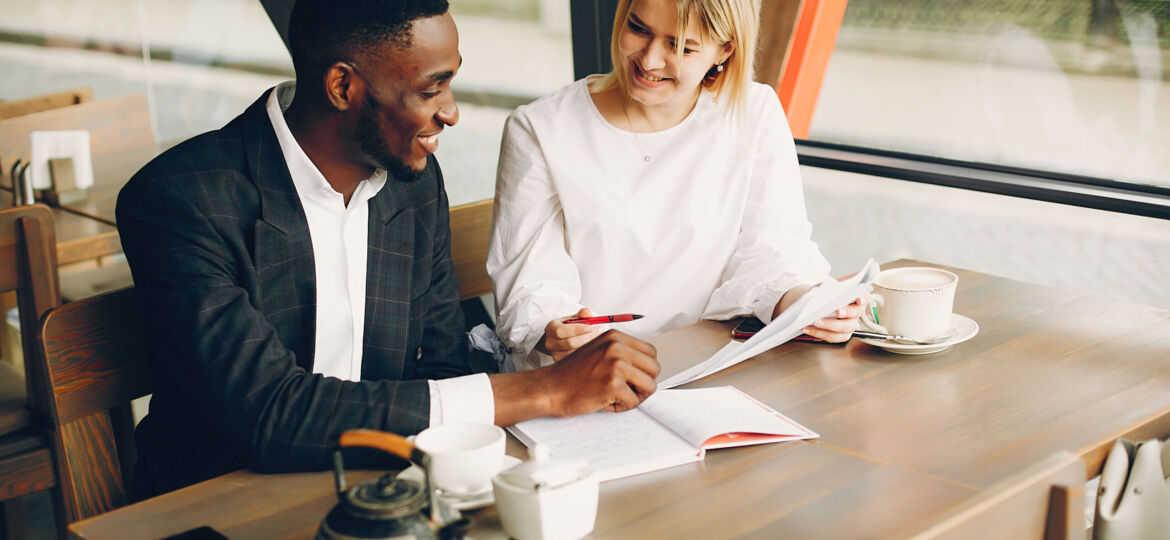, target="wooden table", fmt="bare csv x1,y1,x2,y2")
0,144,156,265
50,144,156,227
68,260,1170,539
0,194,120,266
